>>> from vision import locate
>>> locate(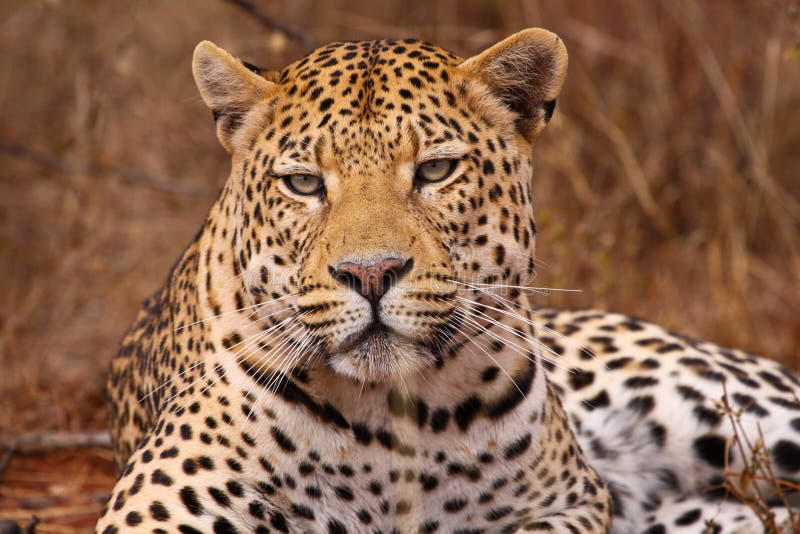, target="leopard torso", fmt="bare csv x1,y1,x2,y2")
97,30,798,534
